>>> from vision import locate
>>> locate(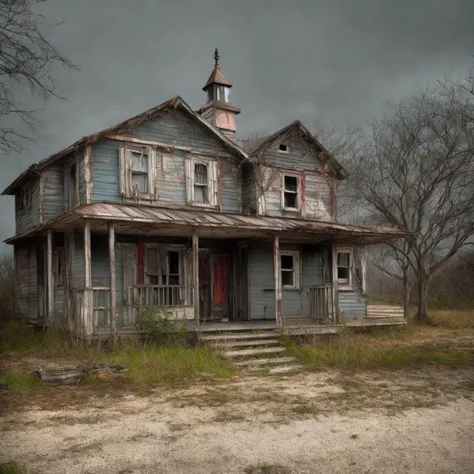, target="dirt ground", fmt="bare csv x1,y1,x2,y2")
1,367,474,474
